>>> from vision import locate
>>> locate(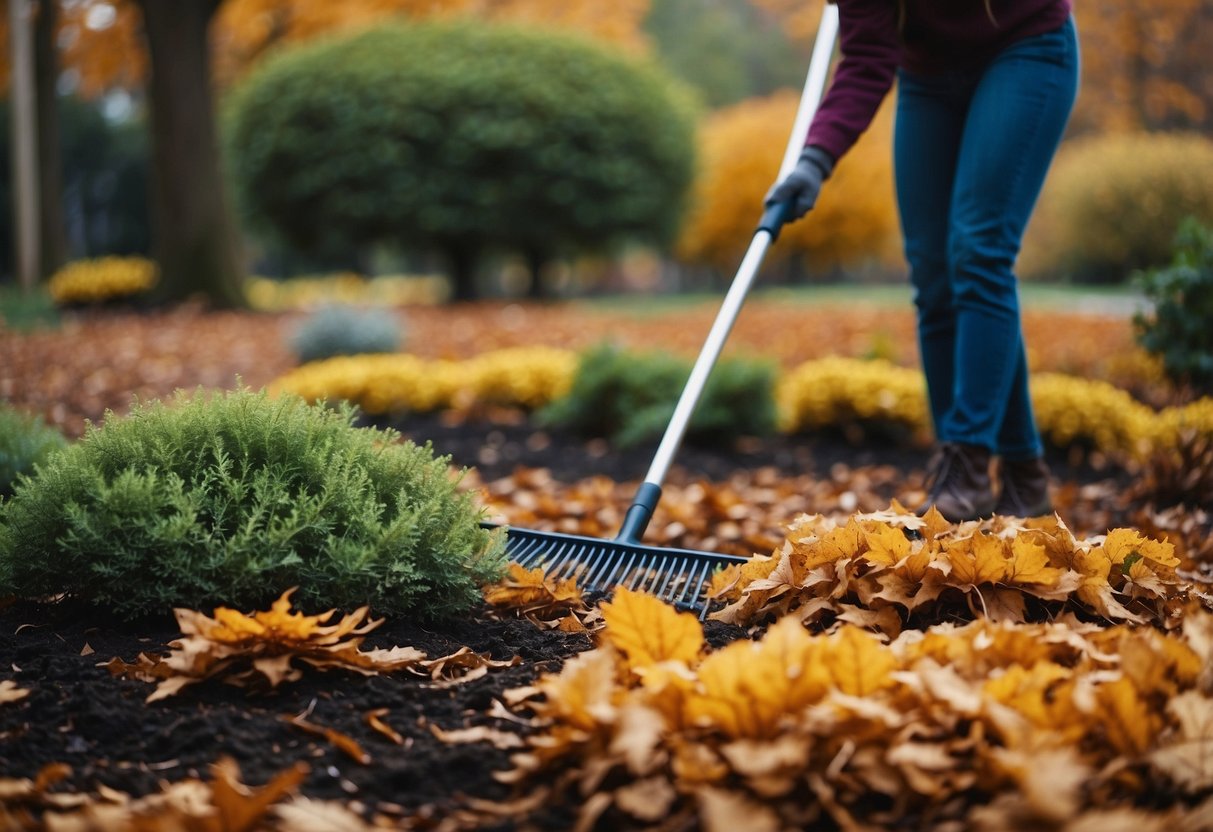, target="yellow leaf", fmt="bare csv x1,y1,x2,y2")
601,588,704,670
1102,528,1179,569
862,523,910,568
536,646,620,731
983,662,1081,741
817,519,865,564
946,533,1007,586
826,625,897,698
690,616,829,738
896,546,934,584
1004,536,1063,586
920,505,953,541
1093,676,1158,756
